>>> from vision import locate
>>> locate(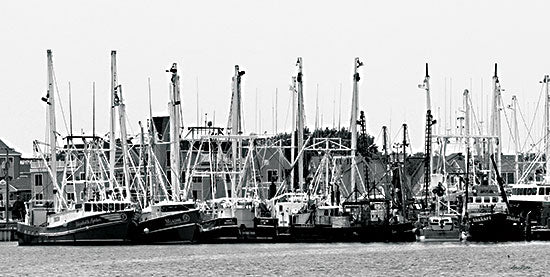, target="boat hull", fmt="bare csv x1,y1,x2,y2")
130,209,201,243
16,210,135,245
468,213,525,242
198,217,240,242
253,217,278,238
